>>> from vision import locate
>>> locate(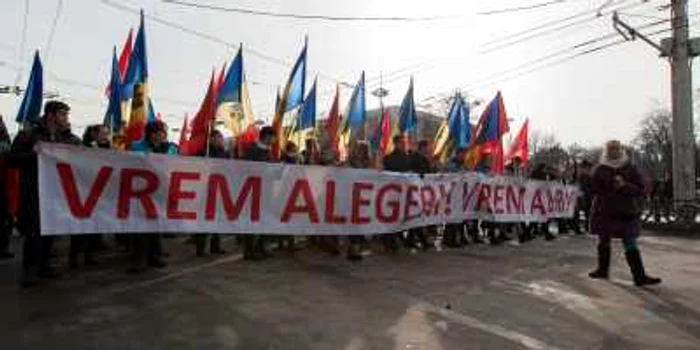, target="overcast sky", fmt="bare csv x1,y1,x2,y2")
0,0,698,147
